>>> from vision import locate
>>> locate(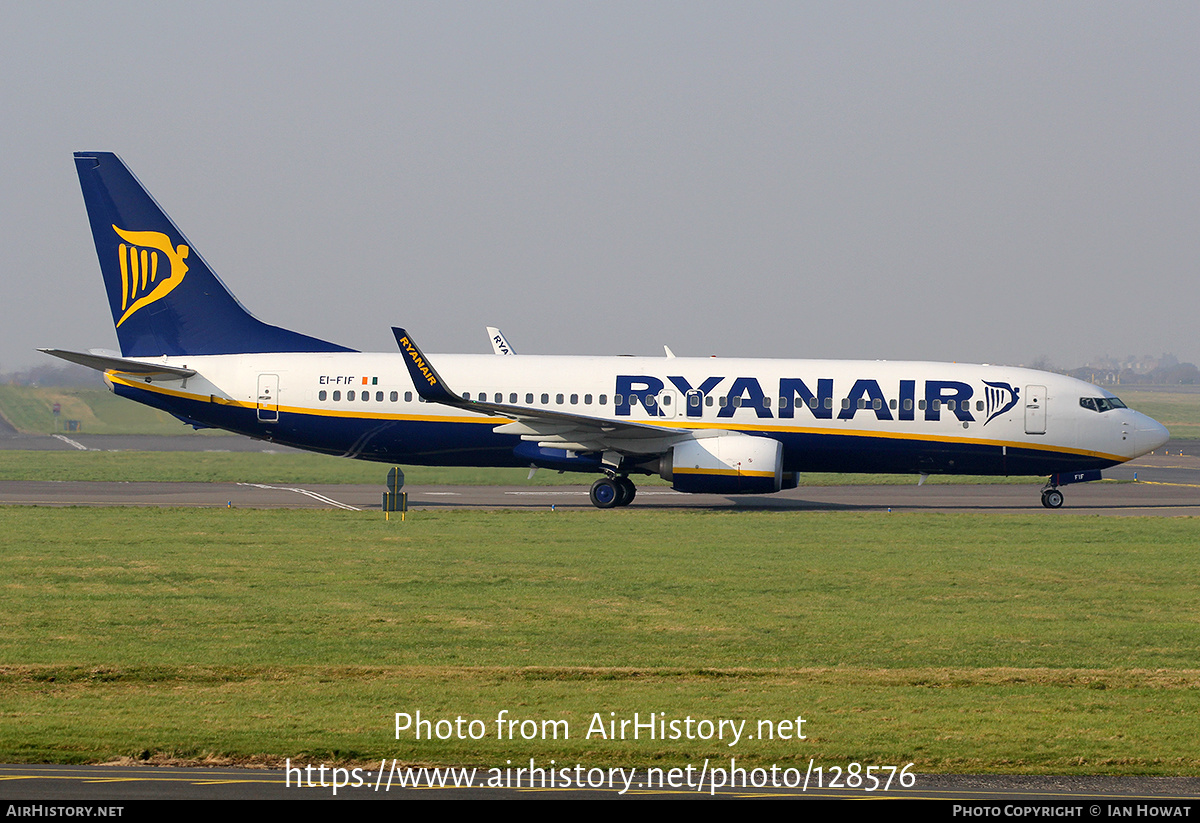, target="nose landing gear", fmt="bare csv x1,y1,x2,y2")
1040,487,1064,509
1039,469,1104,509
